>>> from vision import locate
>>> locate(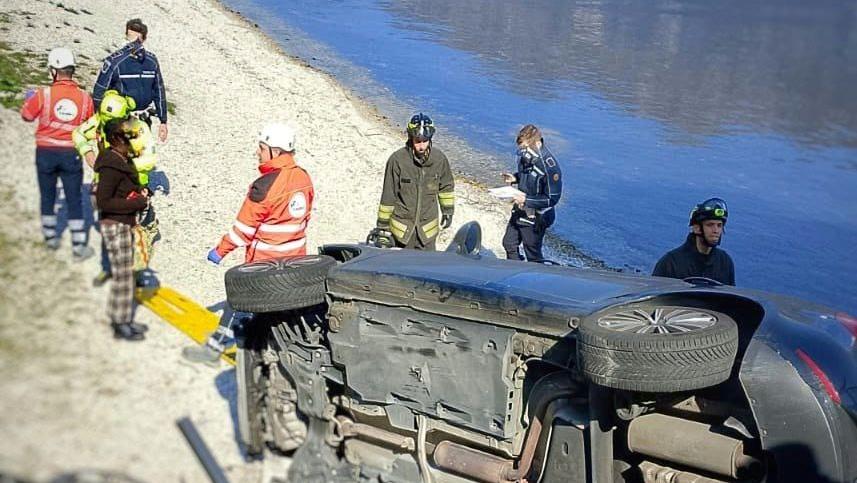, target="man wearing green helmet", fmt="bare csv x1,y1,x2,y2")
653,197,735,285
376,113,455,251
73,89,158,286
